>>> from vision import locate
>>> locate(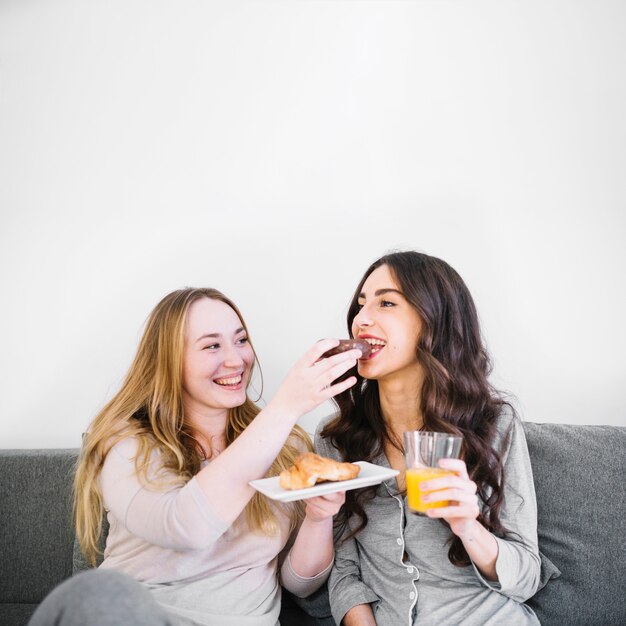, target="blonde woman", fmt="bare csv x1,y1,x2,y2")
30,288,361,626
